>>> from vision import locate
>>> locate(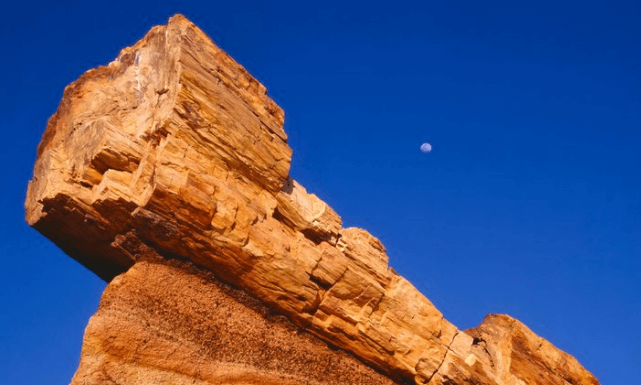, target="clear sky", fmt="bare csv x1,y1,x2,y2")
1,1,639,384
